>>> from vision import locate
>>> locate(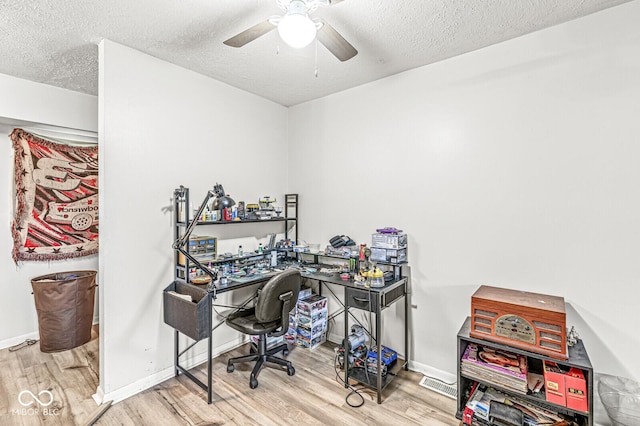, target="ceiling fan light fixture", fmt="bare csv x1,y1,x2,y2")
278,12,317,48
